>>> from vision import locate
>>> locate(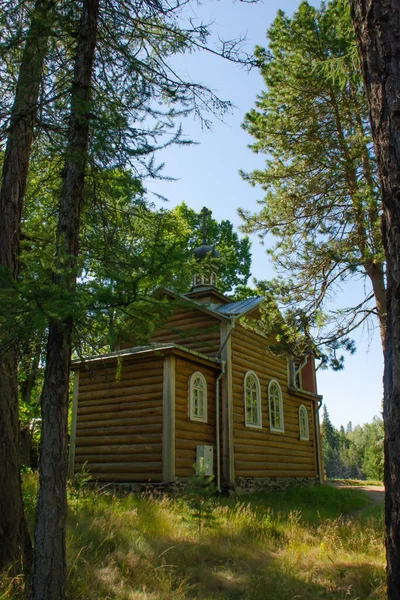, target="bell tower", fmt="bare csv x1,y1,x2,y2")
191,206,219,291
